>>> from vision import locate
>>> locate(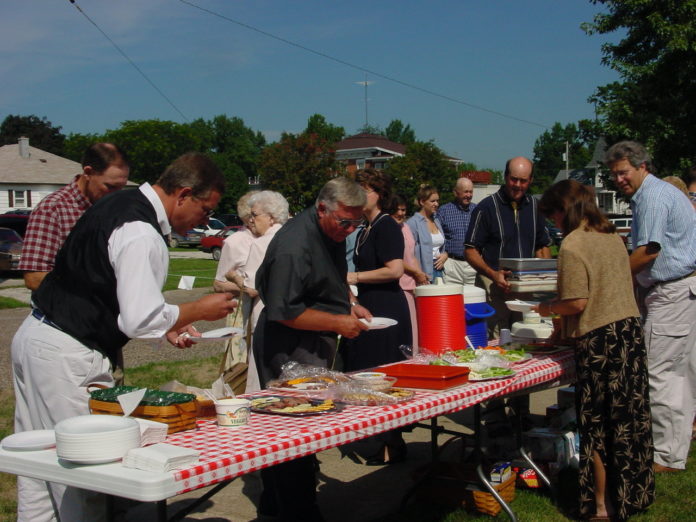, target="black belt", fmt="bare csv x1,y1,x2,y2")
31,308,64,332
448,254,467,261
